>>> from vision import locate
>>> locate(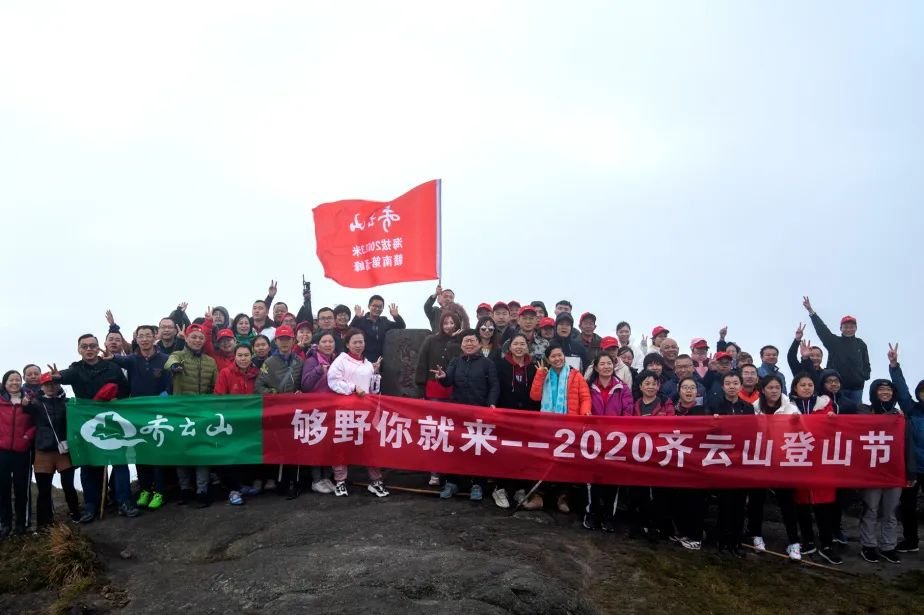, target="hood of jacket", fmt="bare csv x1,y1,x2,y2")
868,378,898,413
